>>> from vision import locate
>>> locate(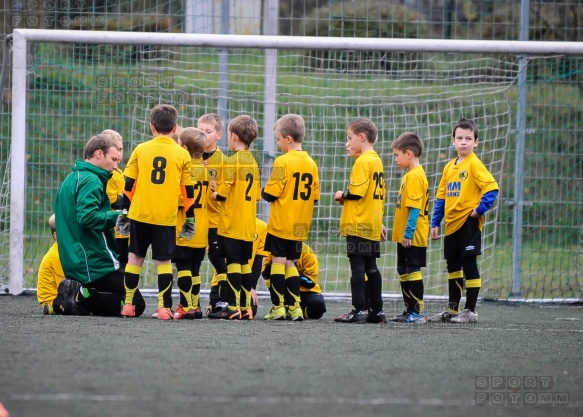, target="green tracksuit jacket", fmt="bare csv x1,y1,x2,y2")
54,160,120,284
